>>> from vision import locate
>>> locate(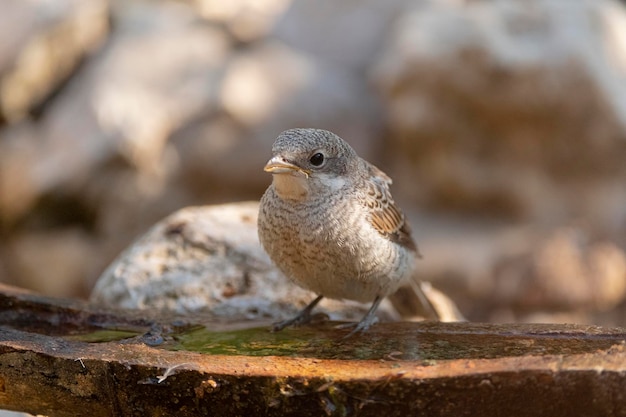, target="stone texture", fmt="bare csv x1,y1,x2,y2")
4,229,99,297
0,1,234,296
195,0,291,42
2,285,626,417
0,0,109,122
493,227,626,312
373,0,626,233
271,0,411,72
